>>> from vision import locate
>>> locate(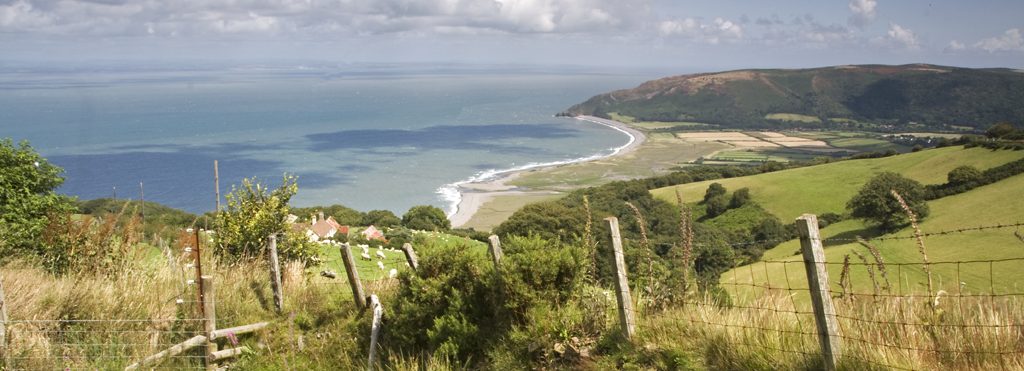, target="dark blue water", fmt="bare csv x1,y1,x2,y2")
0,67,645,215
